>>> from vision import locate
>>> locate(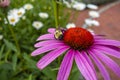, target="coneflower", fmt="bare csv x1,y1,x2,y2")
32,27,120,80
